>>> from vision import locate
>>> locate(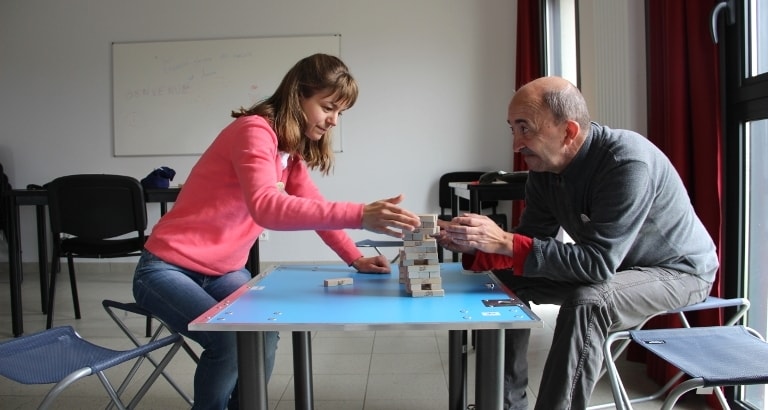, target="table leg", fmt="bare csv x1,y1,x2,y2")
450,187,459,262
469,191,481,216
237,331,268,410
8,196,24,337
475,329,504,410
35,204,48,313
247,238,260,277
292,331,314,410
448,330,467,410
